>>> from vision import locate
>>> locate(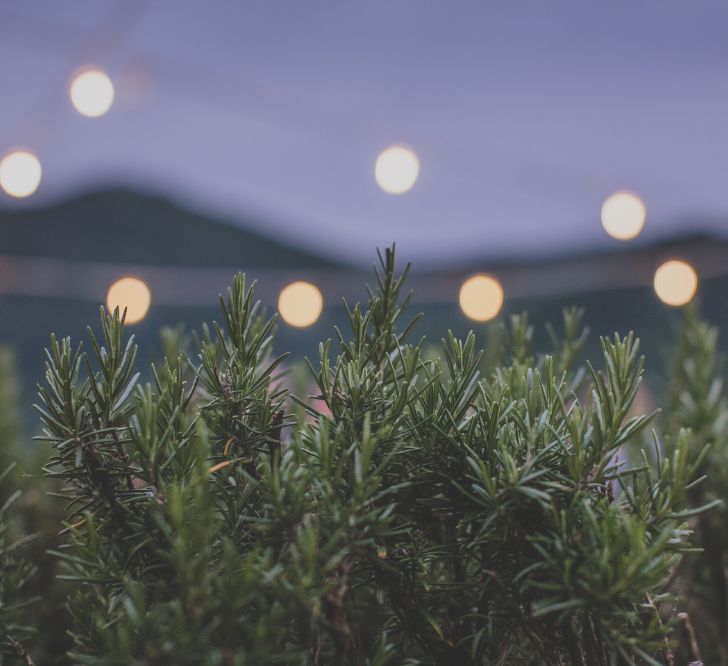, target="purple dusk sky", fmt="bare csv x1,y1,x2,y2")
1,0,727,264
